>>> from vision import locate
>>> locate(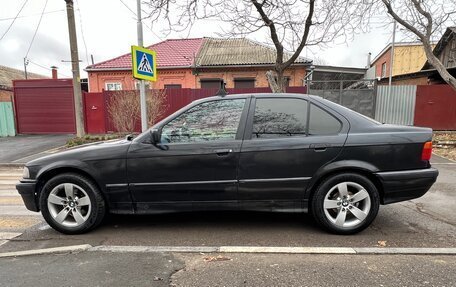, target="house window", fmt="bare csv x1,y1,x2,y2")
200,79,224,89
234,78,255,88
381,62,387,78
105,82,122,91
164,84,182,89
